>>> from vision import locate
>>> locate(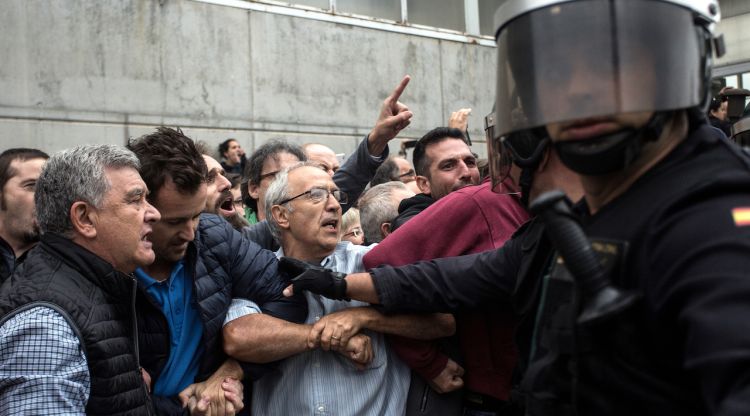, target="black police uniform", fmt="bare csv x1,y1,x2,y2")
368,122,750,415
